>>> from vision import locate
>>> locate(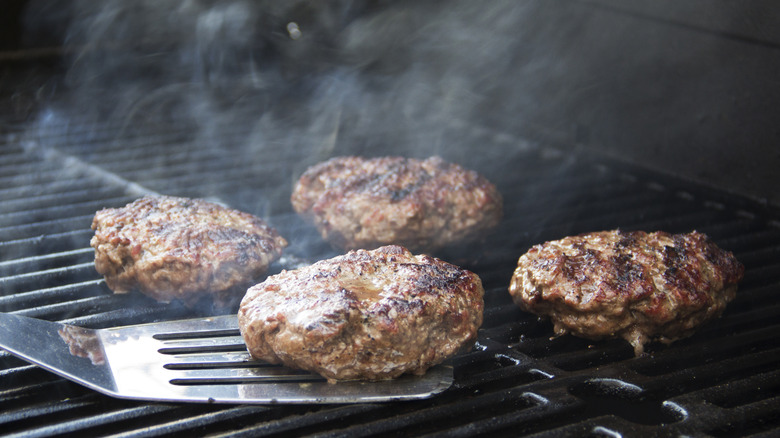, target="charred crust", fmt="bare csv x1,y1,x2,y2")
91,195,287,307
239,245,484,380
510,229,744,355
291,156,502,251
612,253,635,280
616,230,641,248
